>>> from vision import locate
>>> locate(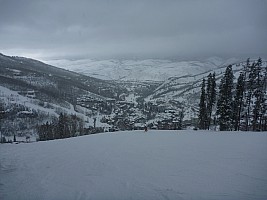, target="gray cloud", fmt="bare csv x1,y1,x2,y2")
0,0,266,60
